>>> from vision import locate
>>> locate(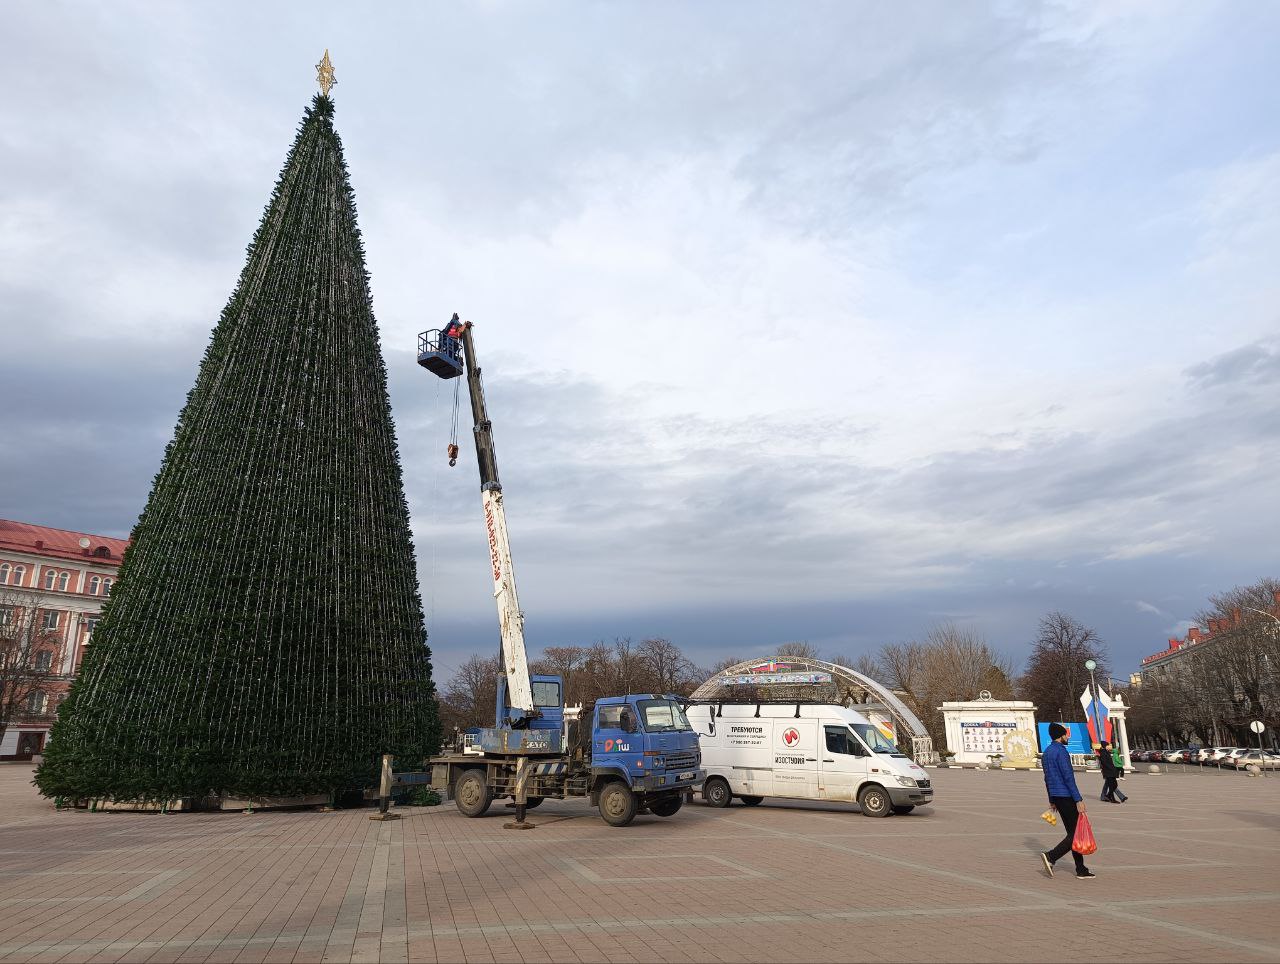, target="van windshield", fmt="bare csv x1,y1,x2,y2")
850,723,900,755
637,700,692,732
